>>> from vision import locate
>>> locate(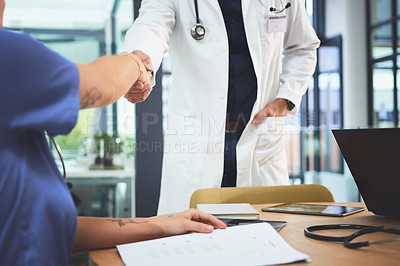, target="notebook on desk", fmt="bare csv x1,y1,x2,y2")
332,128,400,219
